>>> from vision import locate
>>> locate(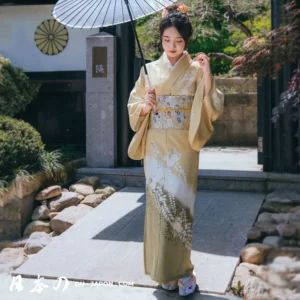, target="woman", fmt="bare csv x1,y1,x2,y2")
127,3,224,297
